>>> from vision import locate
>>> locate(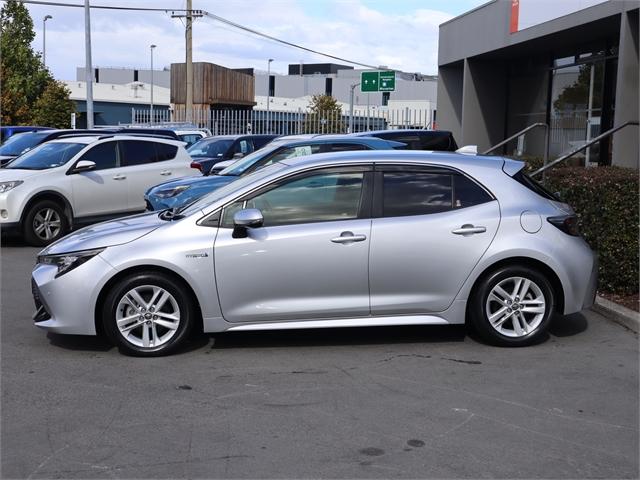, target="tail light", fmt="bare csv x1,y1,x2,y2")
190,161,202,172
547,215,580,236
